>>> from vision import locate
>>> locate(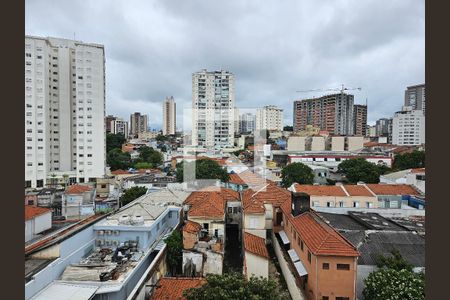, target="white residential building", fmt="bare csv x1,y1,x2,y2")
191,69,235,149
255,105,283,131
110,118,129,138
392,107,425,146
25,36,106,189
404,84,425,116
162,96,176,135
239,113,256,133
